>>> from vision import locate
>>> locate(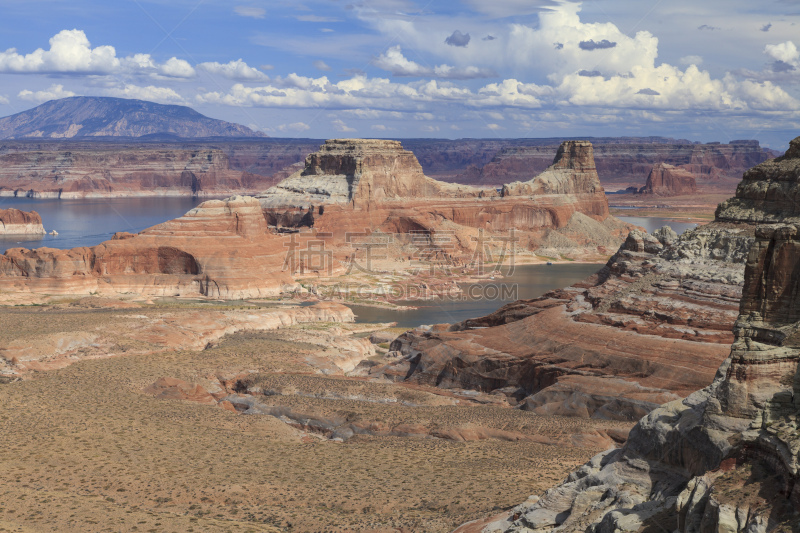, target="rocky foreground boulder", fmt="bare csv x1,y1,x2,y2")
0,208,45,235
480,221,800,533
386,136,800,421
